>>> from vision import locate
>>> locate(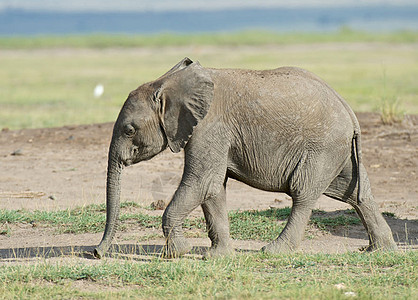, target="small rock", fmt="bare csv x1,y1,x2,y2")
150,200,166,210
334,283,346,290
49,195,56,201
344,291,357,297
11,149,23,156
